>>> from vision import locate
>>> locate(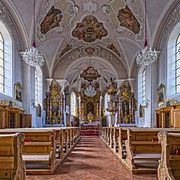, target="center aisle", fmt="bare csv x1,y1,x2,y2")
26,136,157,180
